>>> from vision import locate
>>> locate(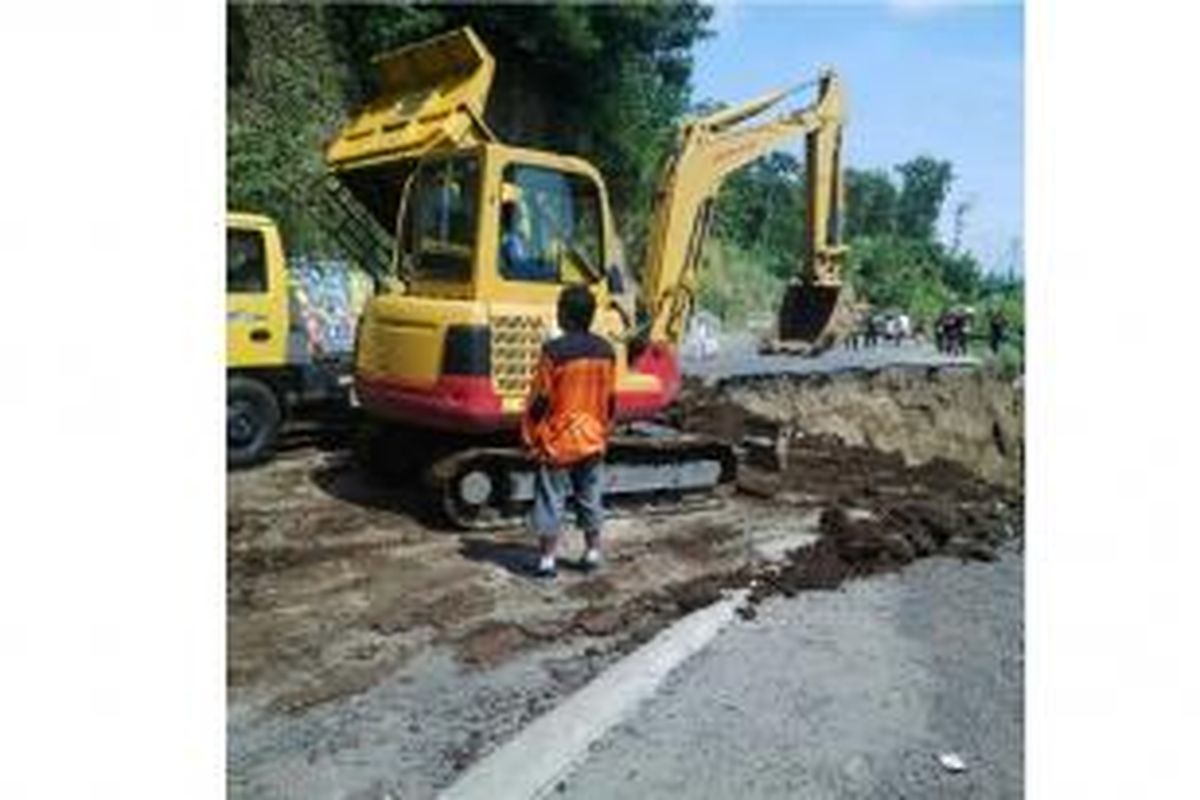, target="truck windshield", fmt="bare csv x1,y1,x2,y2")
227,228,267,293
402,155,480,283
499,164,603,284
